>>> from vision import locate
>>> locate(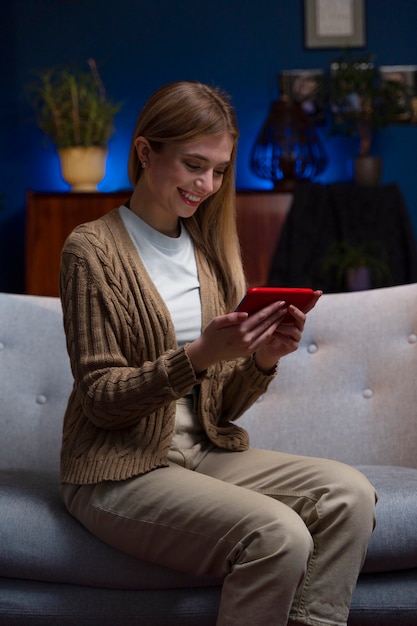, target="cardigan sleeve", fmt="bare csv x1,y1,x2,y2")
216,355,277,422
